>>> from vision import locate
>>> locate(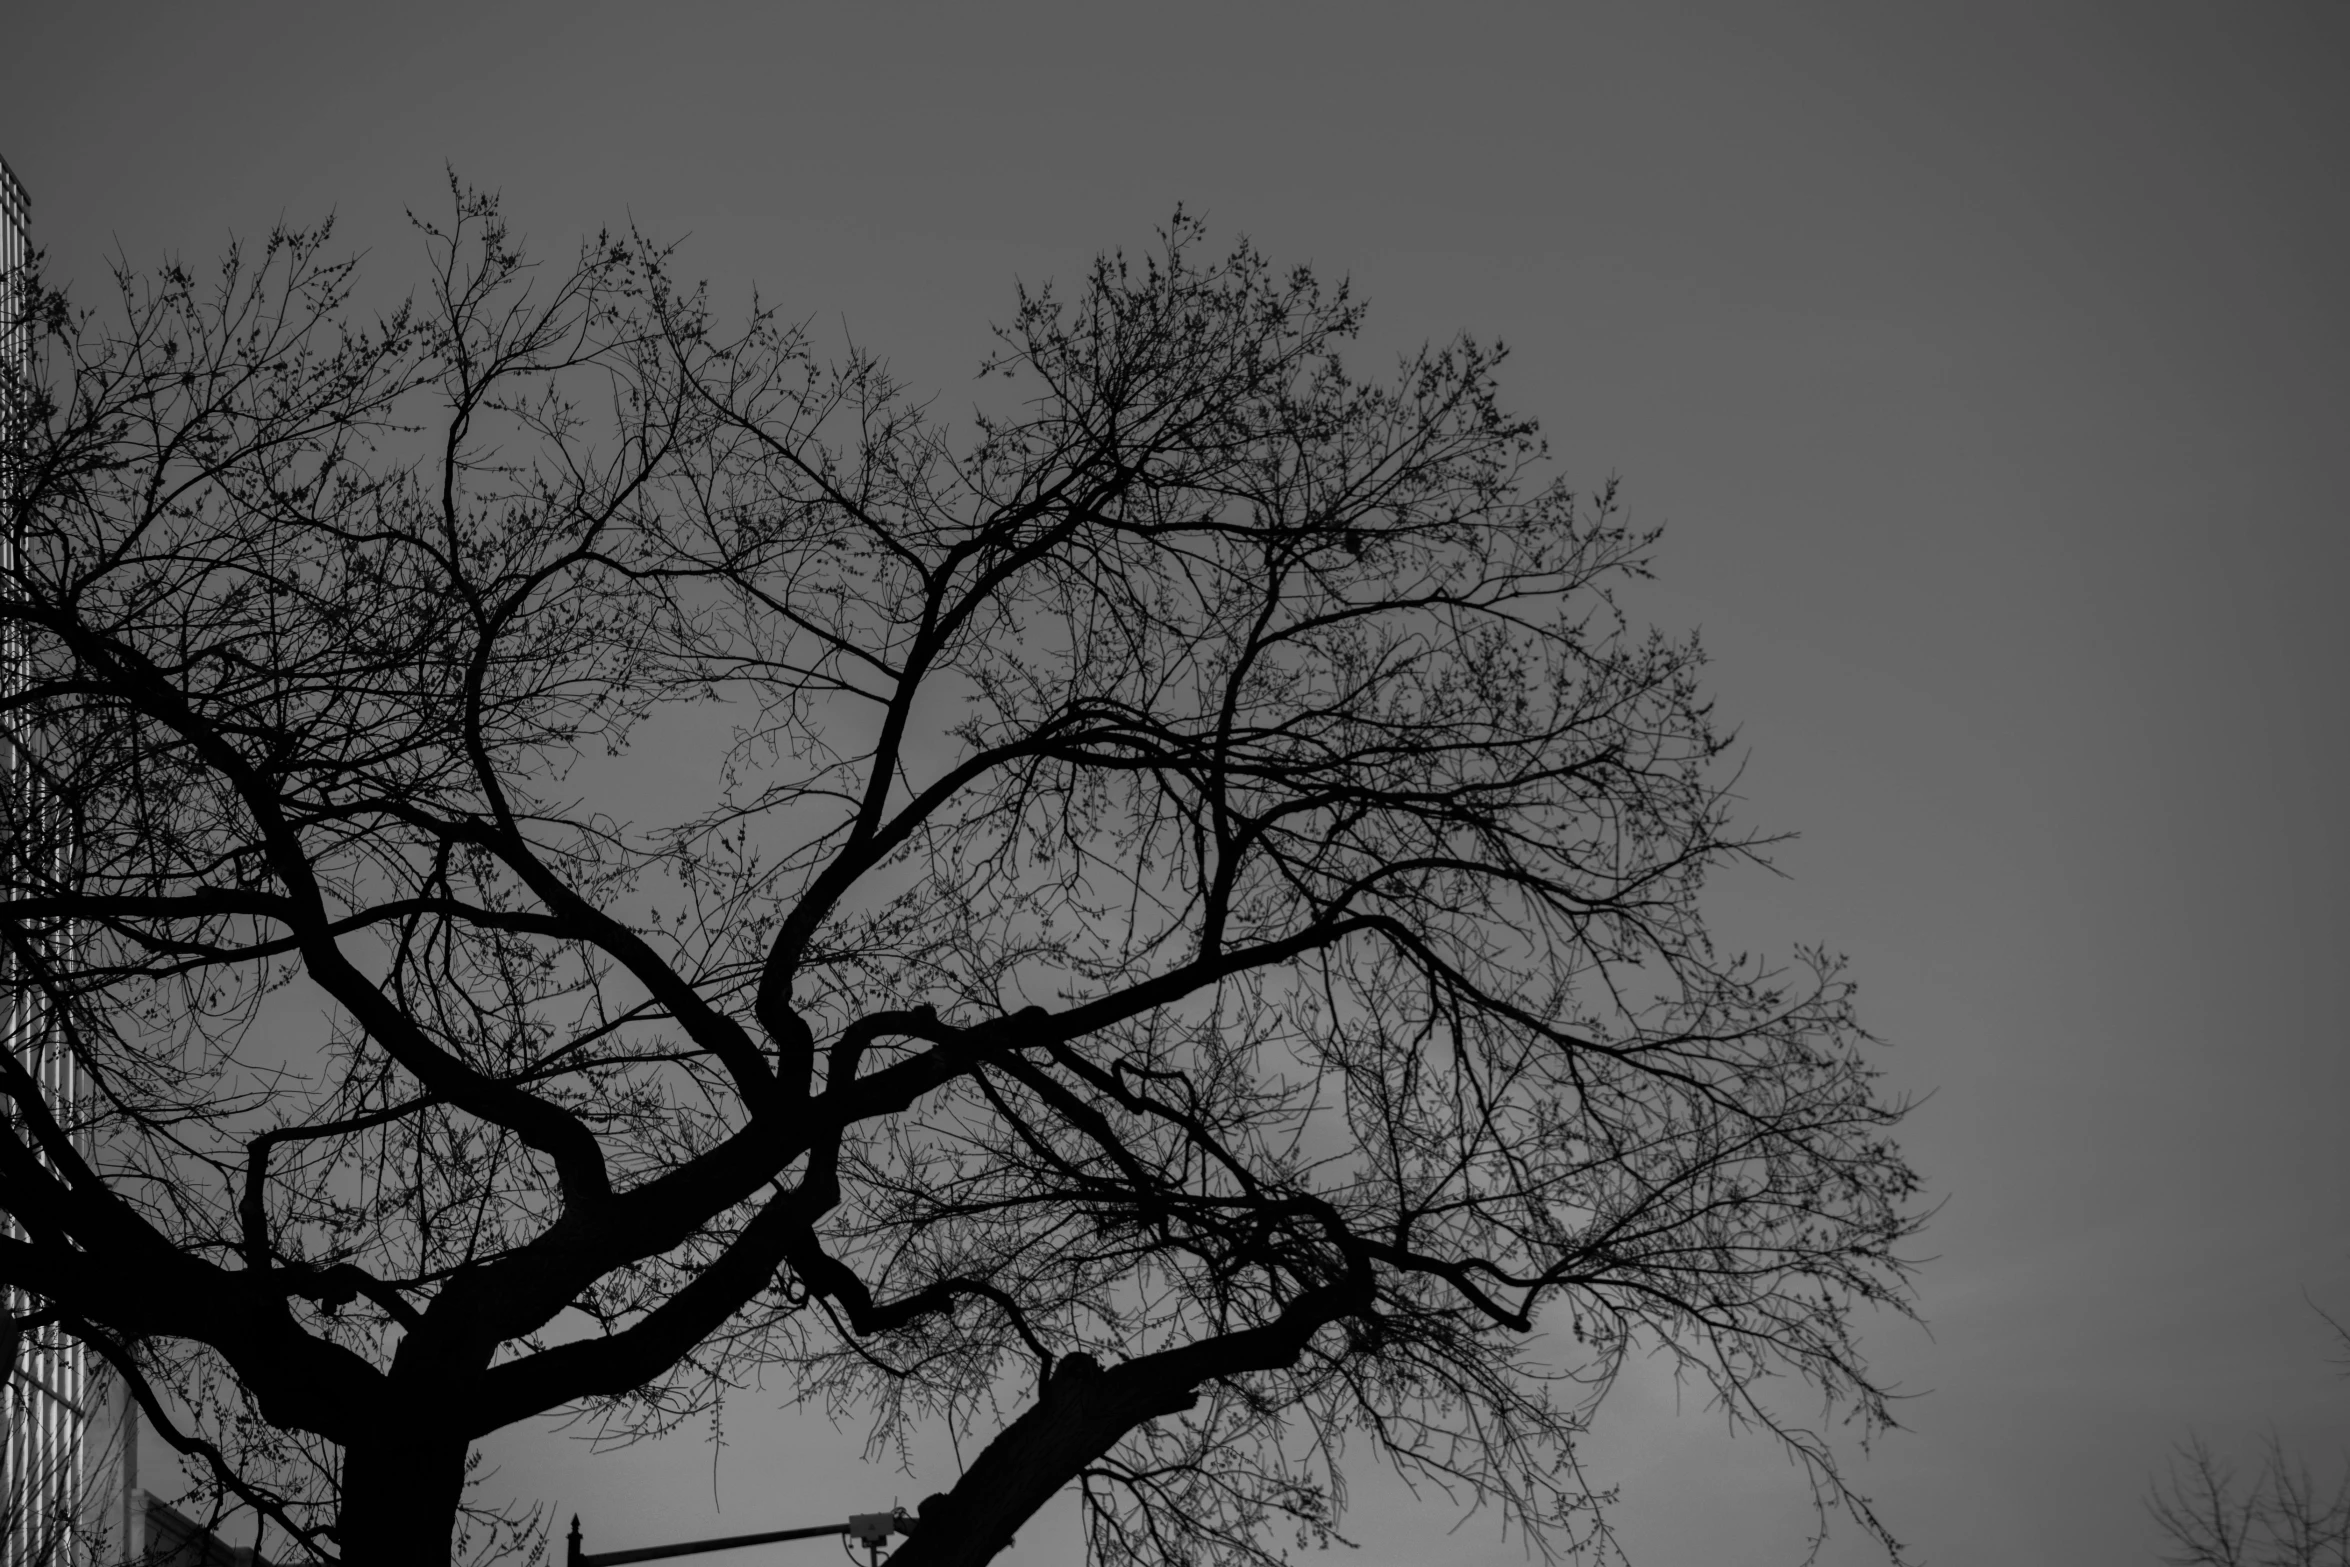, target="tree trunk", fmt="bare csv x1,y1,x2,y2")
886,1354,1198,1567
338,1425,469,1567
